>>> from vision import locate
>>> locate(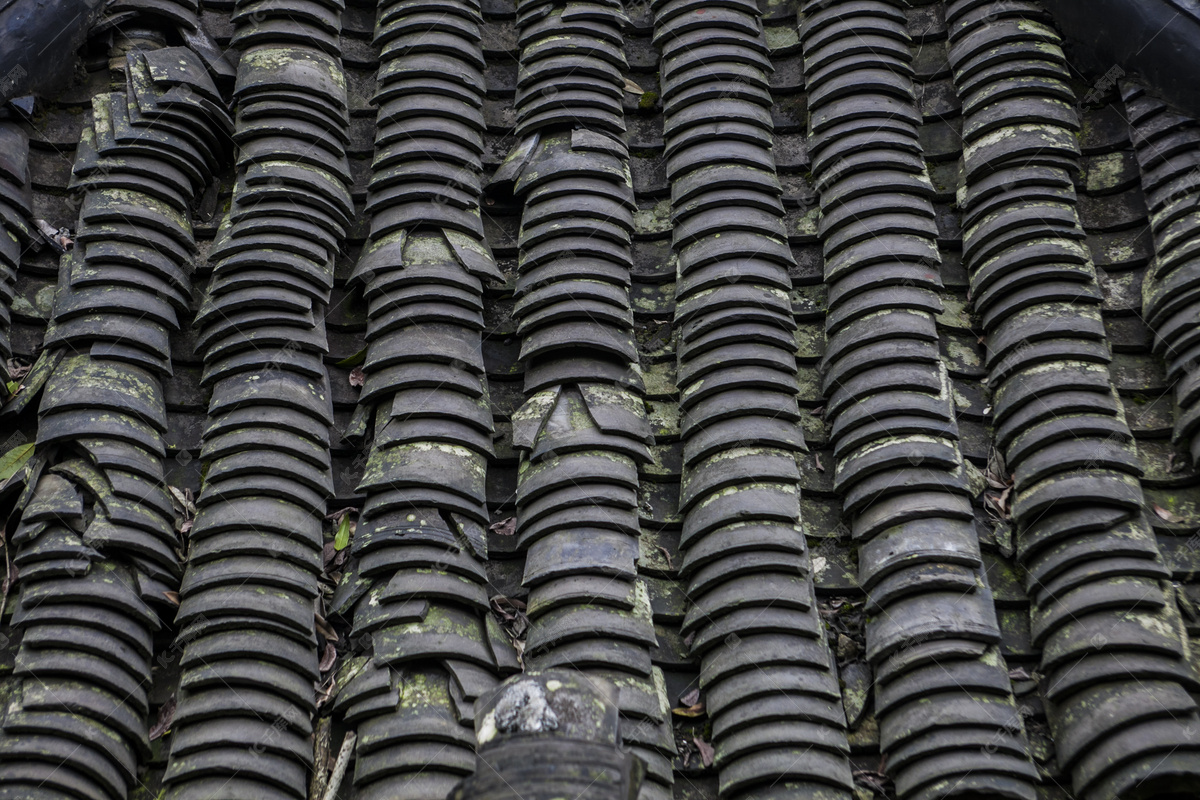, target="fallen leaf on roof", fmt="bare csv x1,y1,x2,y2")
162,590,180,606
853,769,891,795
197,179,220,222
316,674,336,709
336,348,366,368
491,595,526,622
167,486,195,517
319,642,337,673
493,595,526,612
984,487,1012,520
334,514,353,551
6,360,29,381
836,633,859,661
672,702,705,718
149,694,176,741
0,442,34,484
348,367,365,387
1154,504,1186,524
693,735,714,767
489,517,516,536
623,78,644,94
493,595,529,645
511,636,525,669
840,660,872,728
1,561,16,616
985,475,1010,490
679,687,700,707
35,219,72,252
316,613,339,642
